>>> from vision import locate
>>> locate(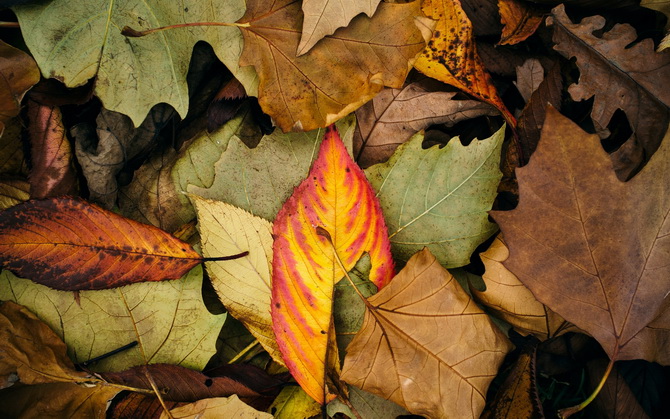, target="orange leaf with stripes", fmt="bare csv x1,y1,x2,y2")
271,125,394,404
0,197,245,290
